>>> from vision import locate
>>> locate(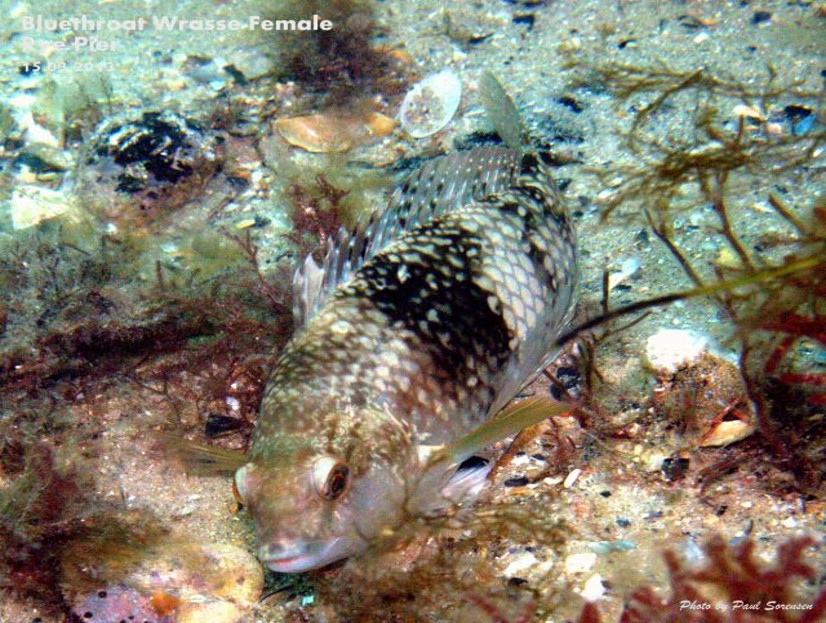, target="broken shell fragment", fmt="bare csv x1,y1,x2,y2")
275,114,354,153
366,112,398,138
399,68,462,138
699,419,755,448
